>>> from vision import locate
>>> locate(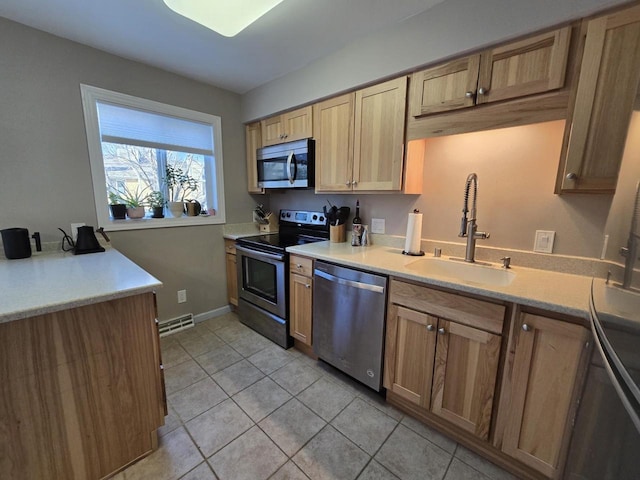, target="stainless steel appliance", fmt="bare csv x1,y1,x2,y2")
564,278,640,479
313,261,388,391
236,209,328,348
257,139,314,189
